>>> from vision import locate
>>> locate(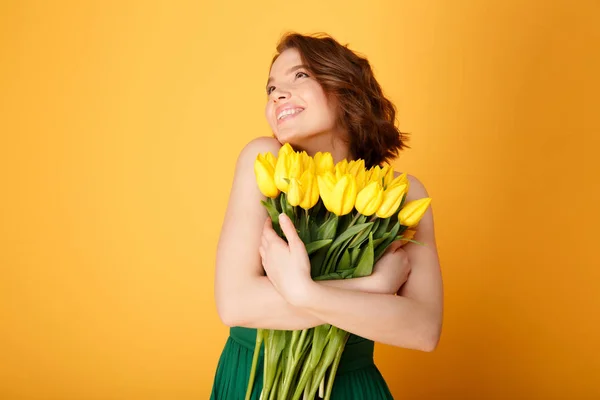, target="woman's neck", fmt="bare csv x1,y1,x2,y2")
288,132,352,164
